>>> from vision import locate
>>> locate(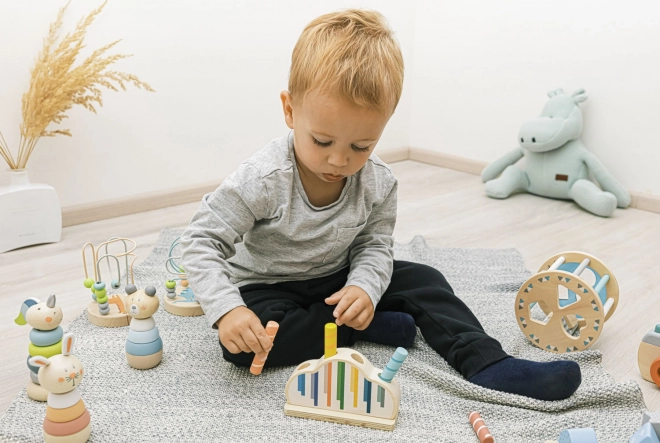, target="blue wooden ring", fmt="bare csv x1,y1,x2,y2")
29,326,63,347
127,327,160,344
125,337,163,356
26,356,40,374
